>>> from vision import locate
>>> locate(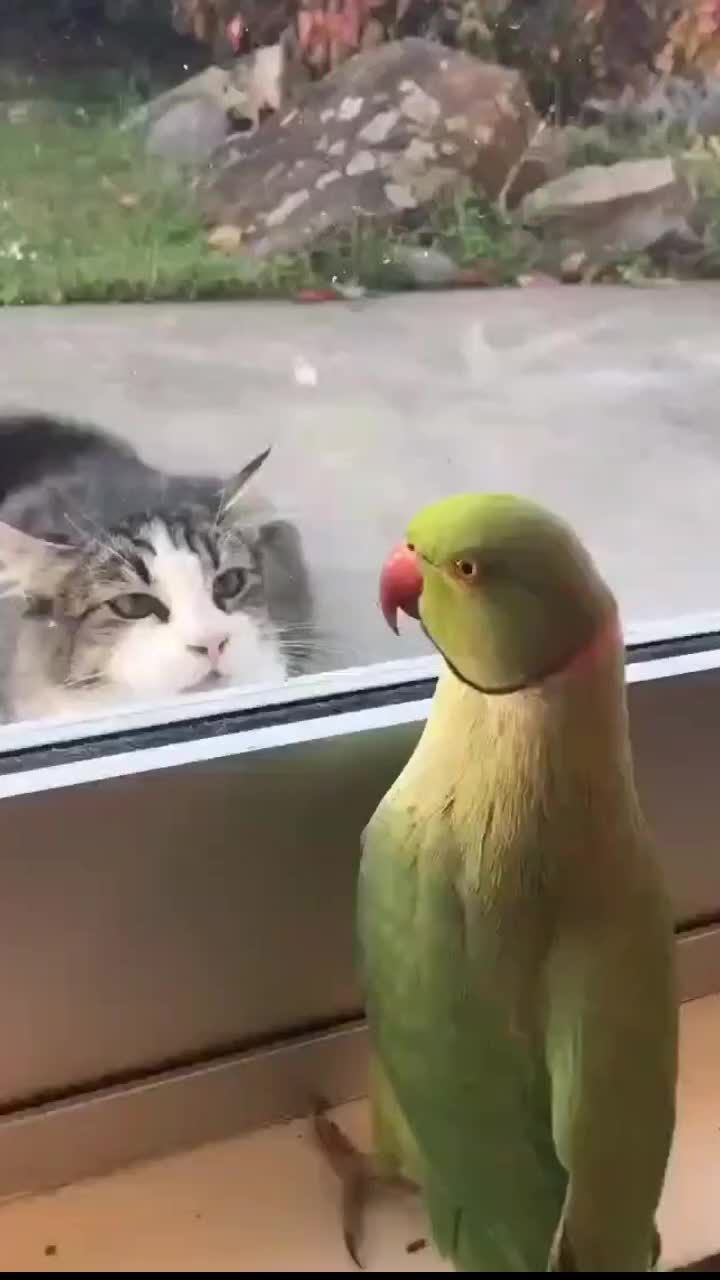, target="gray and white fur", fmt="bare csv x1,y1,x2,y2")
0,413,313,721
